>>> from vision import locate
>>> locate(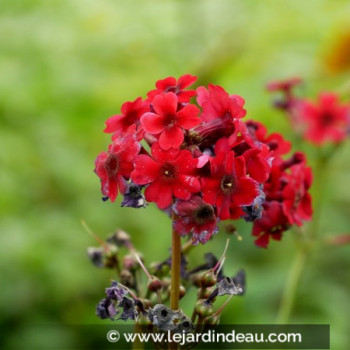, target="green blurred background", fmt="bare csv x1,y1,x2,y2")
1,0,350,349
